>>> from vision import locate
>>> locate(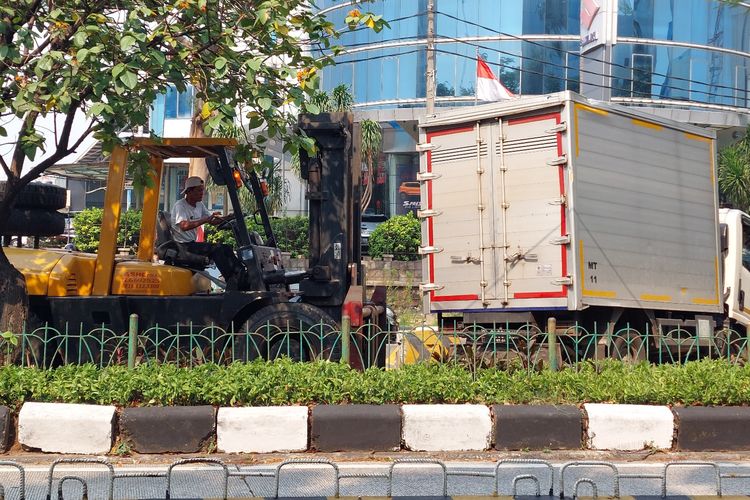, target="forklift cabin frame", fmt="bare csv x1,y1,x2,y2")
91,137,270,296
